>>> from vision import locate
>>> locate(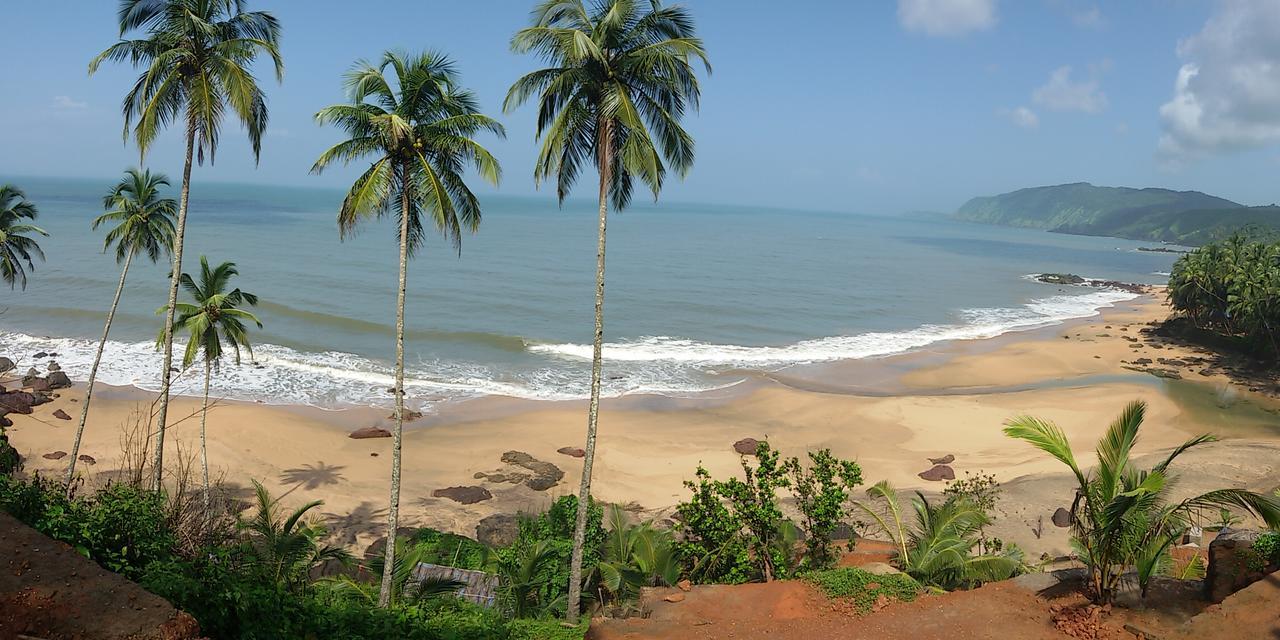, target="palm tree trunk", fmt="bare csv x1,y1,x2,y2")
566,119,614,621
152,123,196,491
200,358,211,520
377,163,411,608
64,249,134,492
